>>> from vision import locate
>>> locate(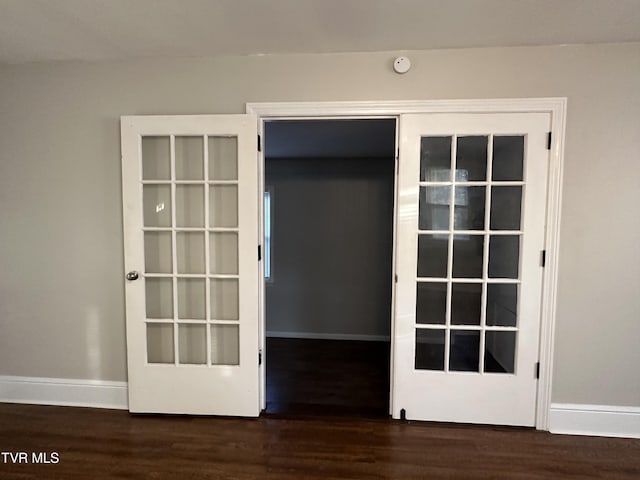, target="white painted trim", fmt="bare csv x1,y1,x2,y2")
247,98,566,431
0,375,128,410
247,98,566,117
536,98,567,431
549,403,640,439
258,120,266,412
266,331,390,342
389,116,400,417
